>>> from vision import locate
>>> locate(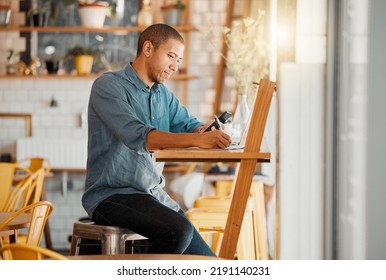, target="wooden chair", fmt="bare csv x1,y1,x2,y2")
17,157,52,176
214,180,234,197
0,243,67,260
188,177,269,259
187,197,256,259
190,165,247,257
16,157,53,249
0,163,31,210
0,200,54,247
2,168,45,212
